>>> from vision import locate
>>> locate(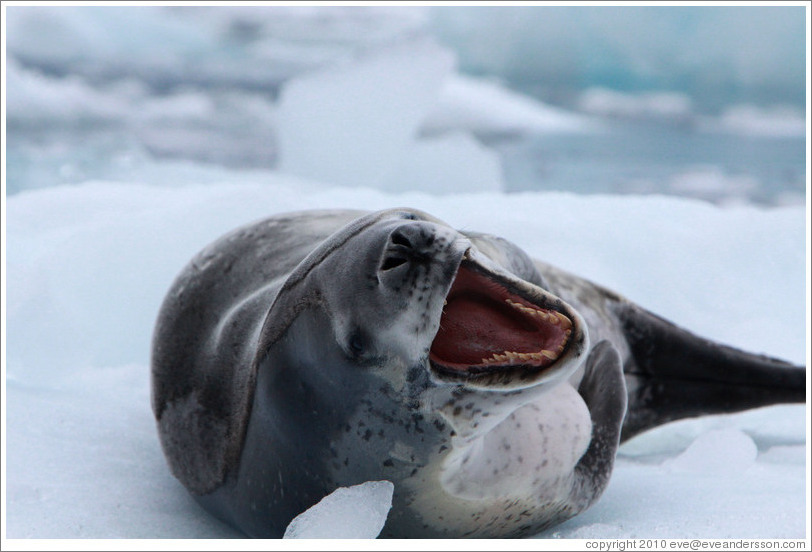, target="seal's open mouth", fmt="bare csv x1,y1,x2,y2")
429,262,572,383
